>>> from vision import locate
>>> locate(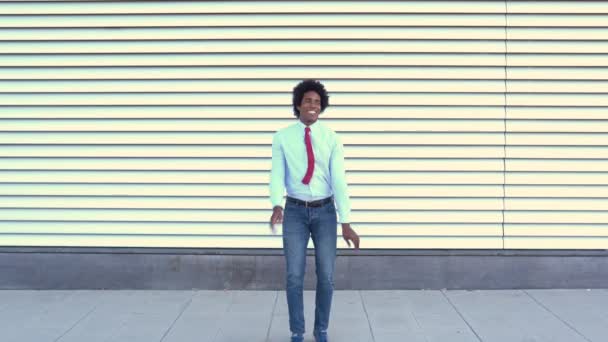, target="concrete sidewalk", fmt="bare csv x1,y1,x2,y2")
1,289,606,342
